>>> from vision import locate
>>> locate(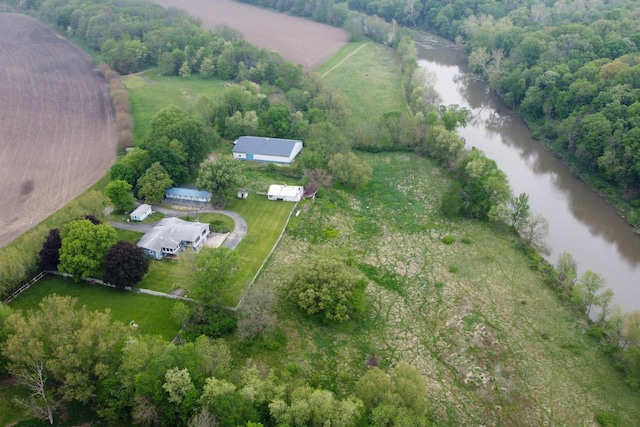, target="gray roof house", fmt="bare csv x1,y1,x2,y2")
232,136,303,164
137,217,209,259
